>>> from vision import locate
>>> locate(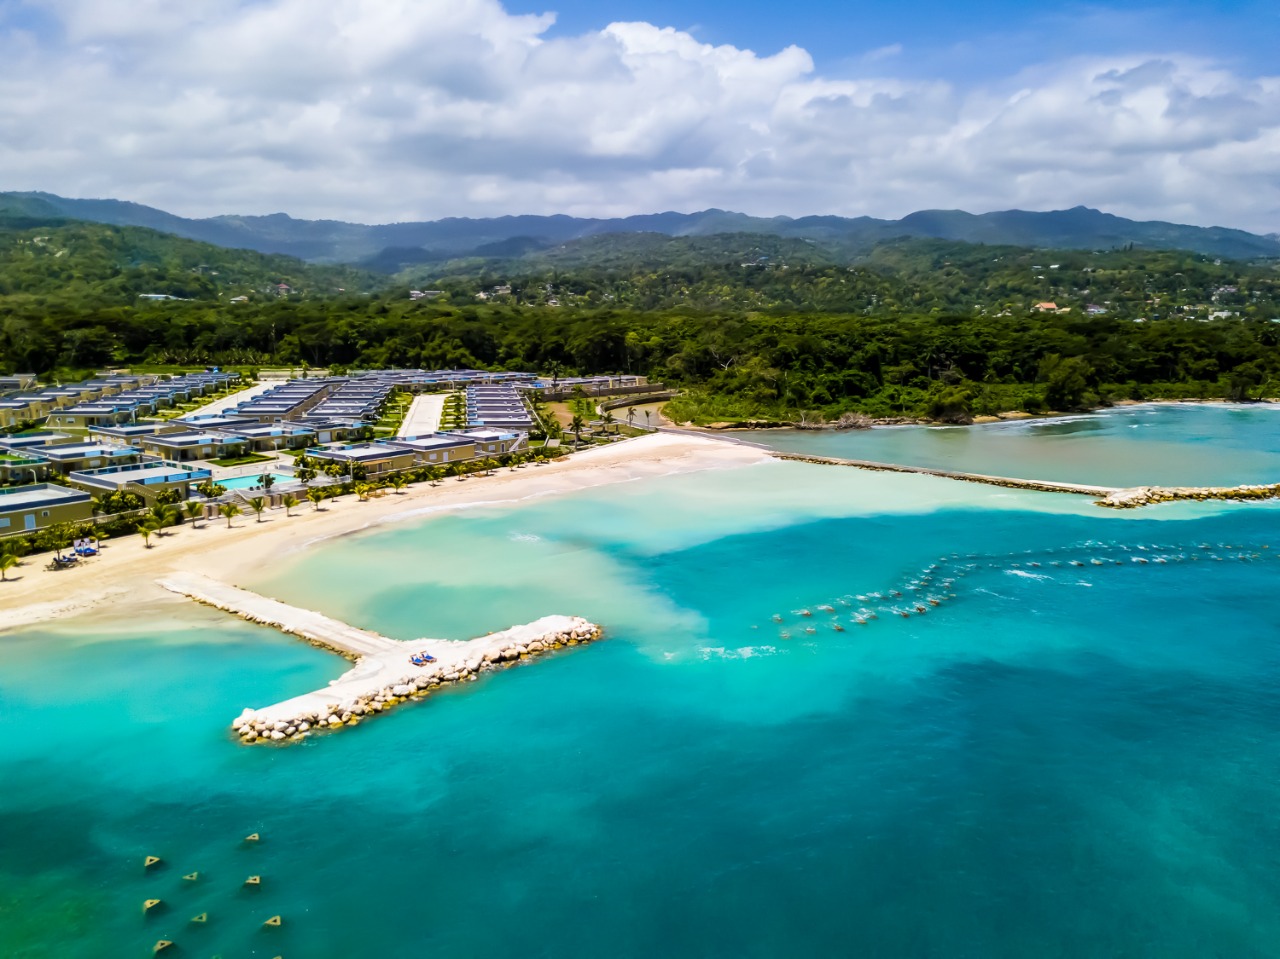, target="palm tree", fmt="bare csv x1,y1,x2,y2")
248,496,266,522
626,407,636,429
307,488,325,511
601,409,616,434
426,466,444,486
0,552,19,581
355,483,371,502
183,501,204,528
389,474,408,494
219,503,242,528
260,472,276,491
138,522,159,548
644,409,652,429
569,414,586,445
148,504,177,535
282,493,298,517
